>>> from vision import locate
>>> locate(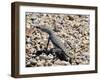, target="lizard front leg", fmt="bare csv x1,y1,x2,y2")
45,36,51,55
